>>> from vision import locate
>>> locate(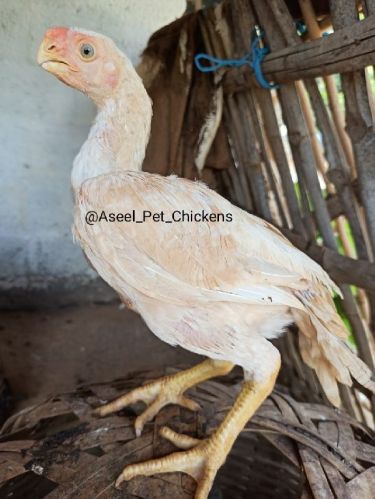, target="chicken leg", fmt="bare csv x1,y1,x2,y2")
95,359,234,436
116,356,280,499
